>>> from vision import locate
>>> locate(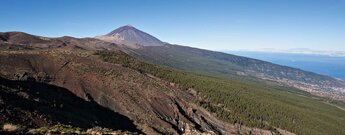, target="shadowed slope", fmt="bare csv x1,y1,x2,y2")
0,77,141,133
